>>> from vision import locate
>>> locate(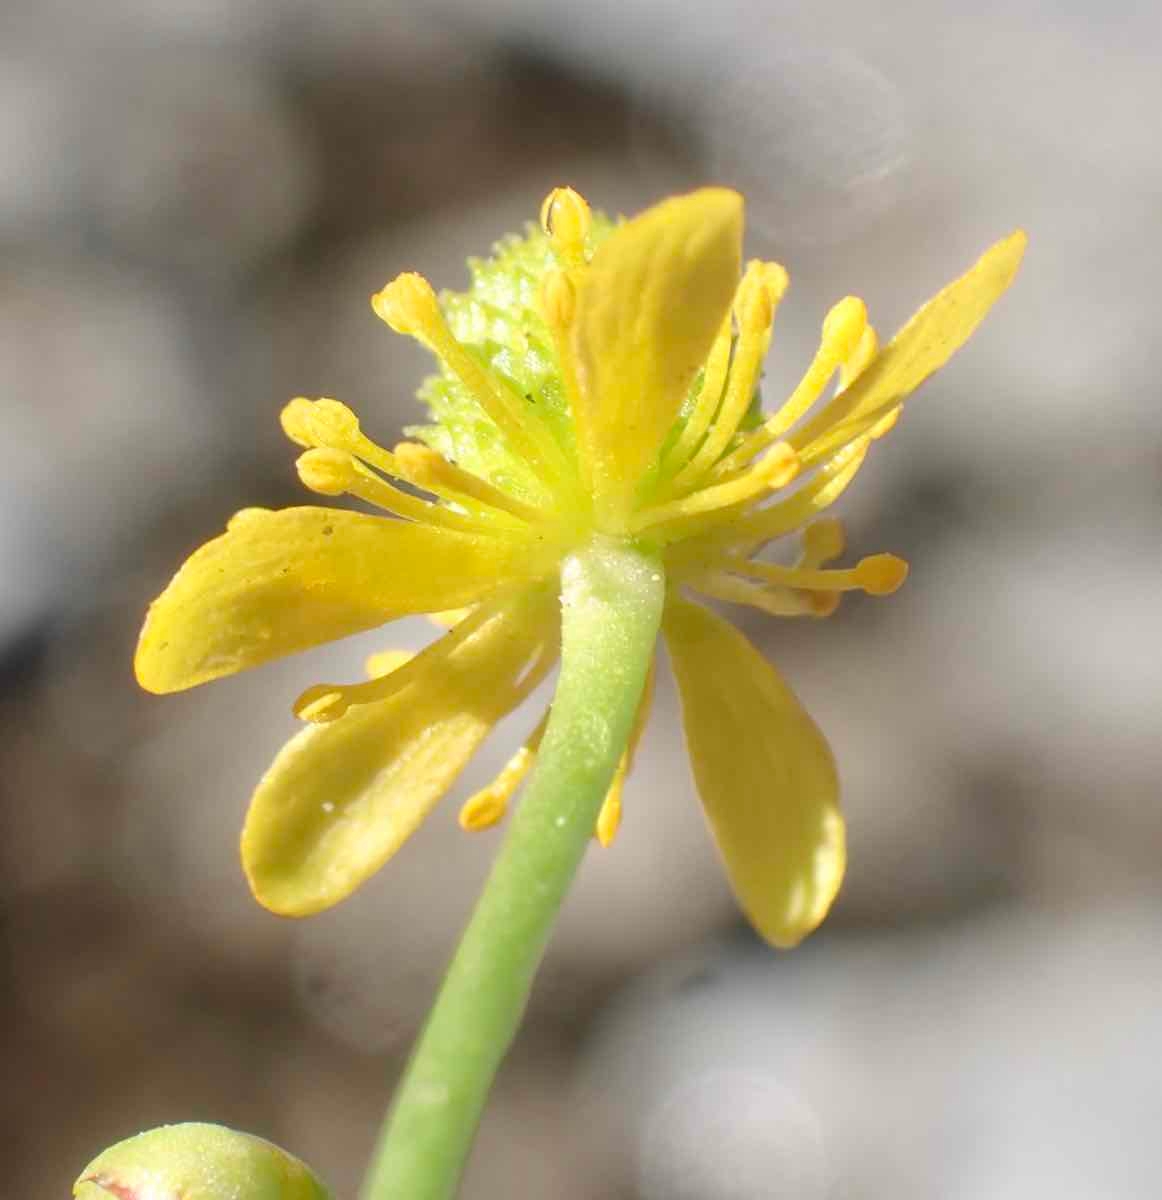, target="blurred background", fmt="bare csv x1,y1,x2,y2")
3,1,1161,1196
